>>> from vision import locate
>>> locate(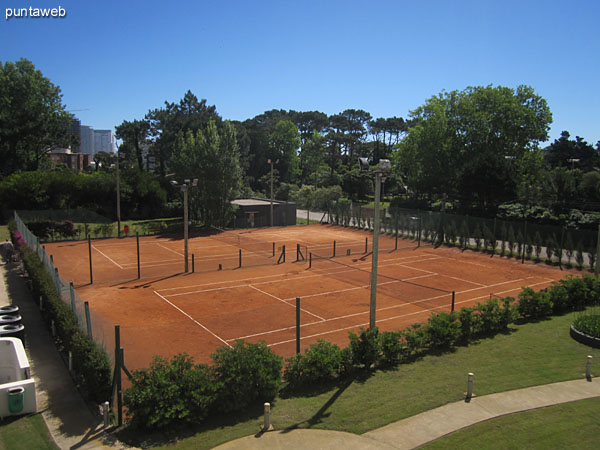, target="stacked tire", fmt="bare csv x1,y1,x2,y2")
0,305,24,340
